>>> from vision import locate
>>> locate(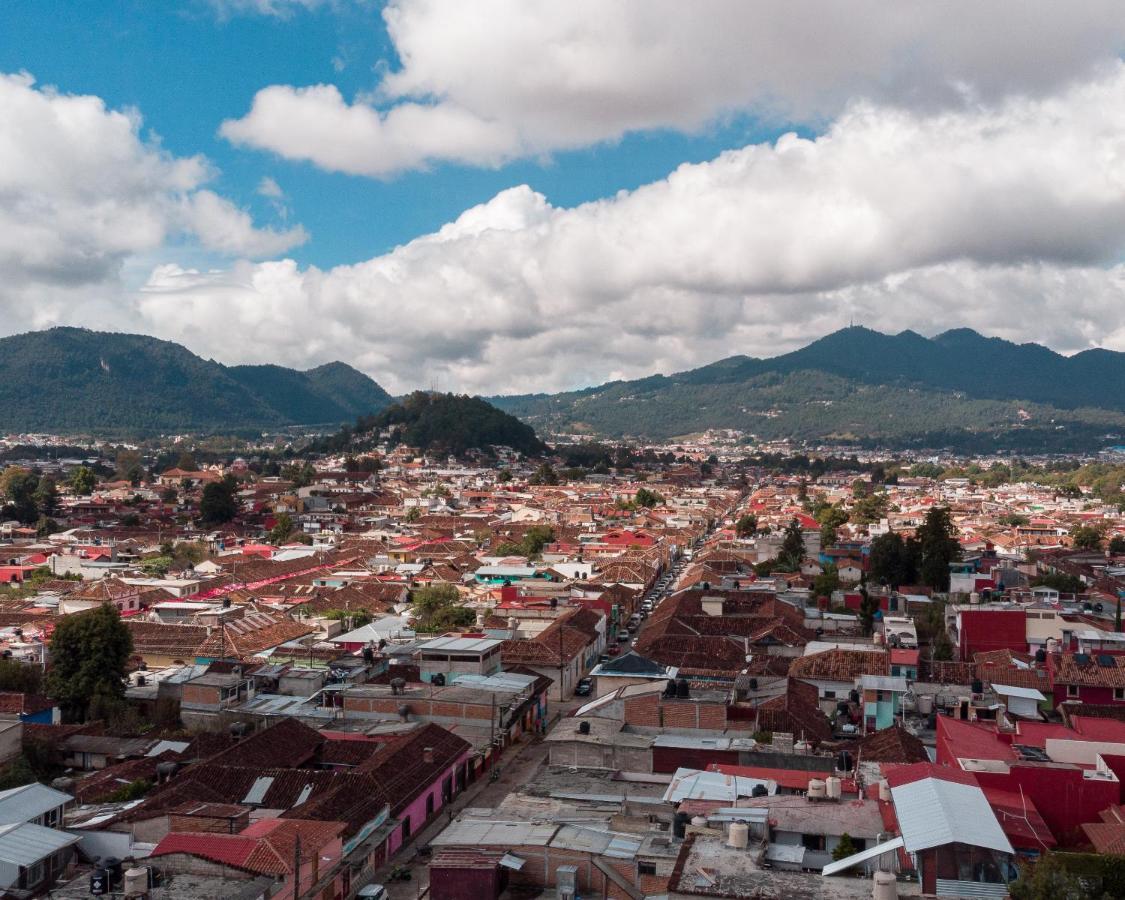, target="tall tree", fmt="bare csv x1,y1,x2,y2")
46,604,133,722
69,465,96,496
0,467,39,524
916,506,960,592
777,519,806,572
734,514,758,538
1070,524,1104,551
868,531,920,589
33,476,59,517
199,476,238,526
